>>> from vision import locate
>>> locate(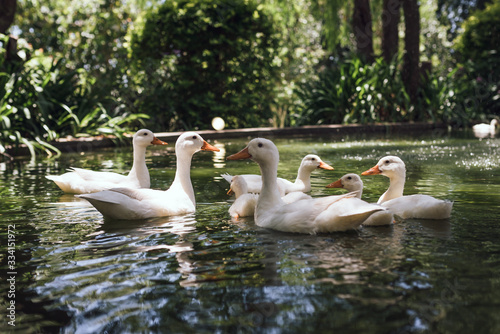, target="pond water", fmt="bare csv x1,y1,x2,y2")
1,129,499,333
